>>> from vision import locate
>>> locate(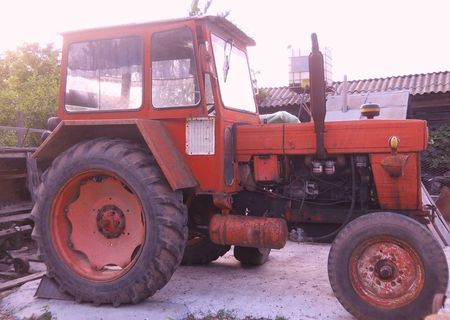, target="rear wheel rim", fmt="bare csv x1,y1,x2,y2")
51,170,145,281
349,236,425,309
